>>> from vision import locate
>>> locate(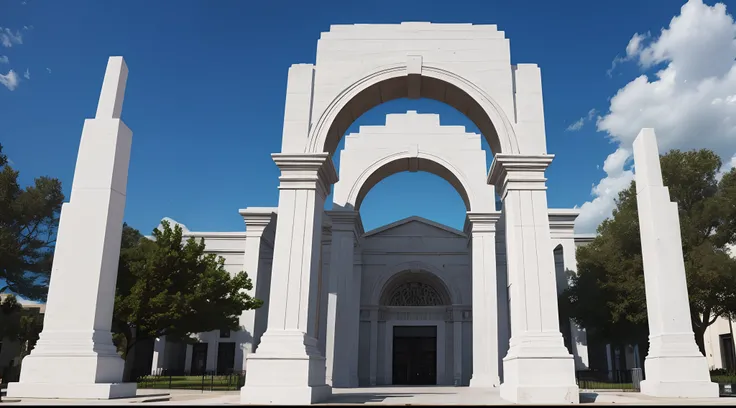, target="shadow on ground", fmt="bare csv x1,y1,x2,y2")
580,392,599,403
326,388,456,404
